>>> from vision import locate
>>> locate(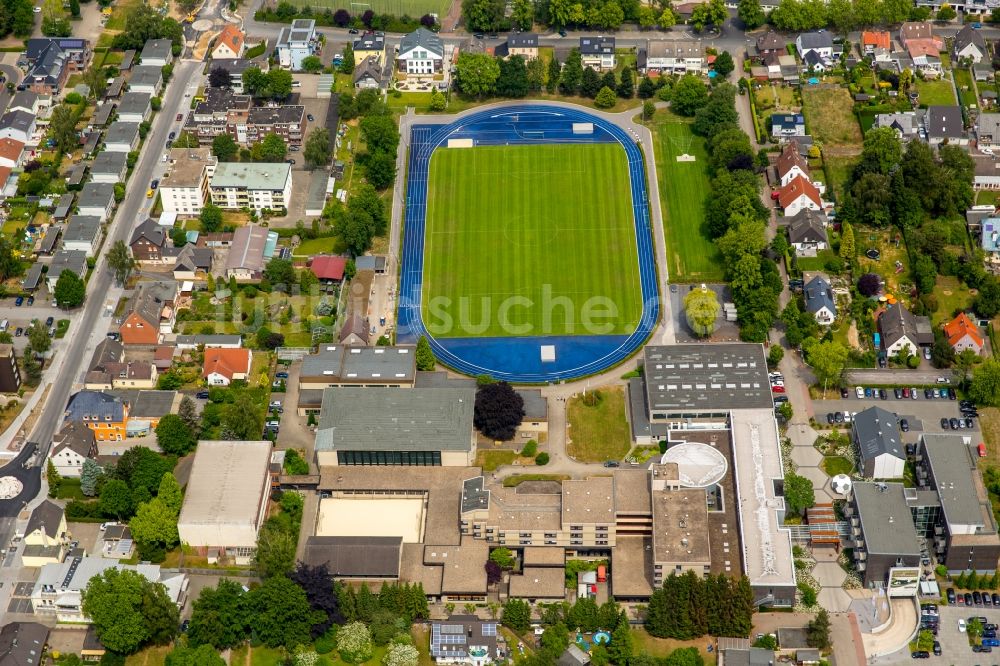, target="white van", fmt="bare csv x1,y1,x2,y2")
0,320,8,332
